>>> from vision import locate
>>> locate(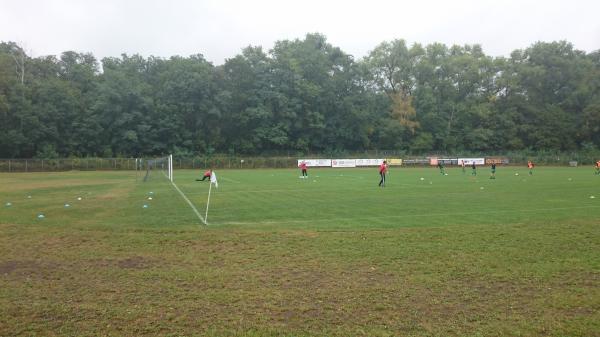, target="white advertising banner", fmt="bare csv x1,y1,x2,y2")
458,158,485,165
297,159,332,167
331,159,357,168
355,159,385,166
